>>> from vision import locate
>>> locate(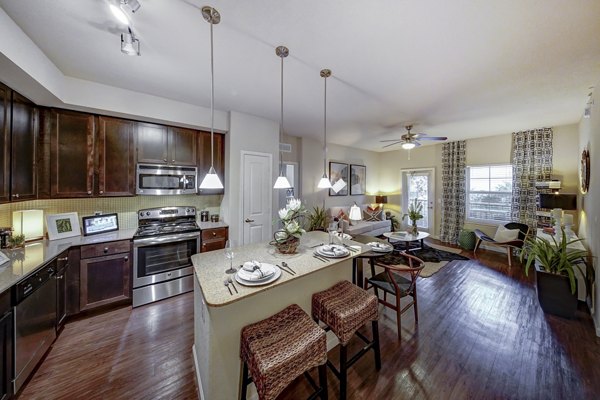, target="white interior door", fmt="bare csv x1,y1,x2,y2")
401,168,435,232
242,152,272,245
